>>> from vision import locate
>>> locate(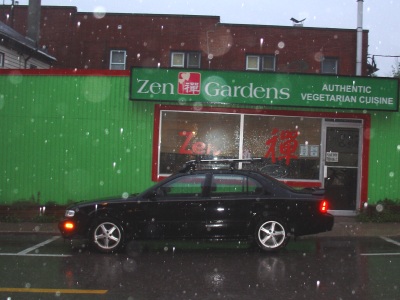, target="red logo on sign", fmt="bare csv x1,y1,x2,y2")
178,72,201,95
